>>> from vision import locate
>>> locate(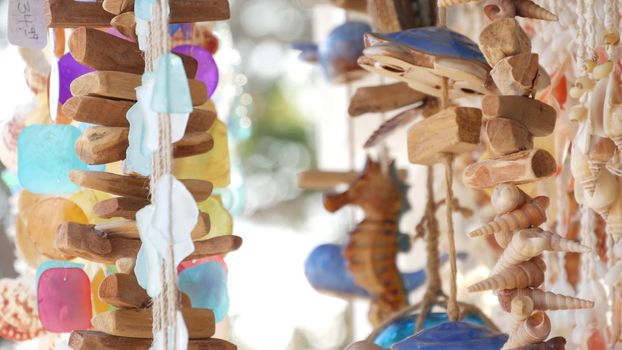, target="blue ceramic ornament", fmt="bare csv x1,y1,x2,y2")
359,27,493,99
373,312,489,348
391,321,507,350
18,125,88,194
